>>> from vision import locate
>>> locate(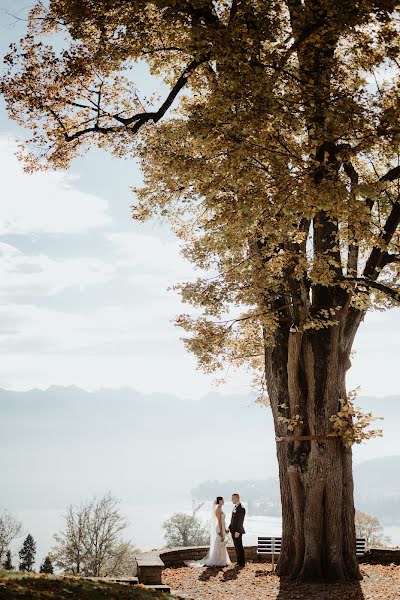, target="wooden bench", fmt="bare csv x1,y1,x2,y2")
257,536,367,570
